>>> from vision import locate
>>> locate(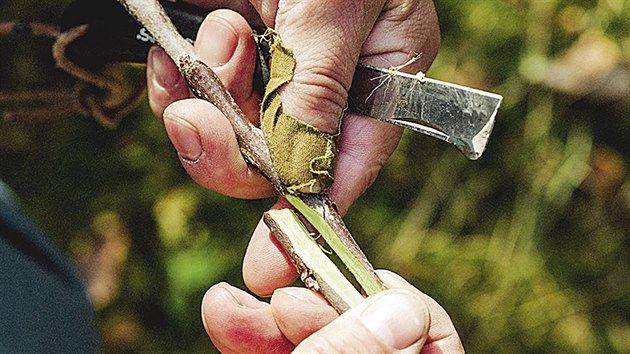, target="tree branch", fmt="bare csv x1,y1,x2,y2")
117,0,384,311
118,0,284,191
